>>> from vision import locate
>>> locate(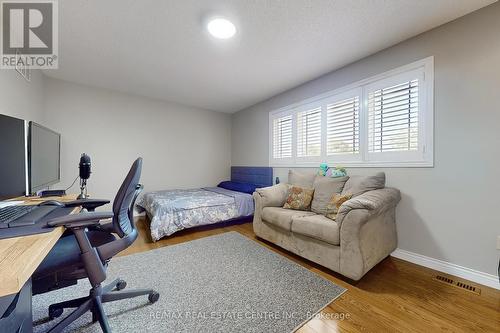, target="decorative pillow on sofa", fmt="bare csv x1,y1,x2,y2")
325,193,352,220
341,172,385,197
283,186,314,210
288,170,316,188
310,176,349,215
